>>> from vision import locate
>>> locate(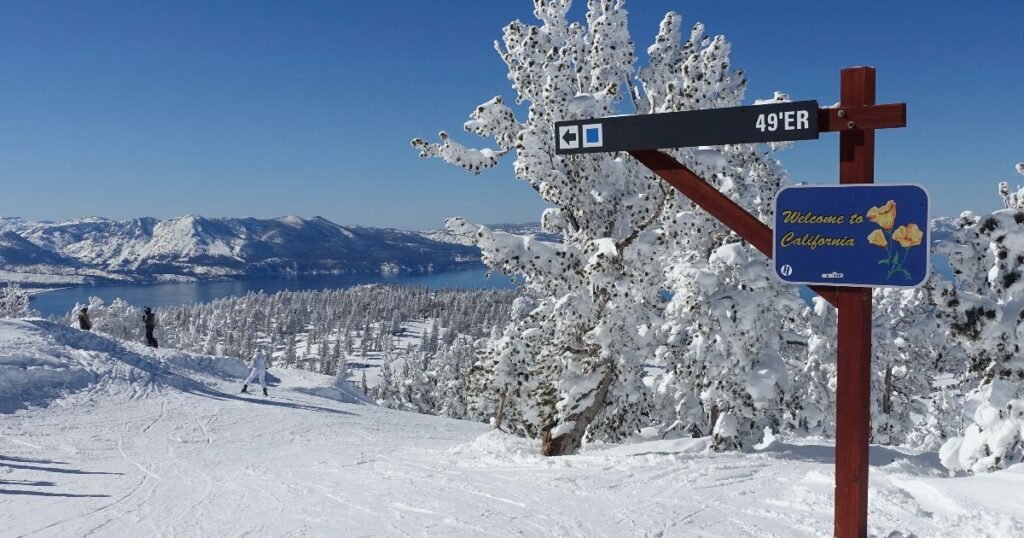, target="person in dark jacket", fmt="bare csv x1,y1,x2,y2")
143,307,158,348
77,307,92,331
